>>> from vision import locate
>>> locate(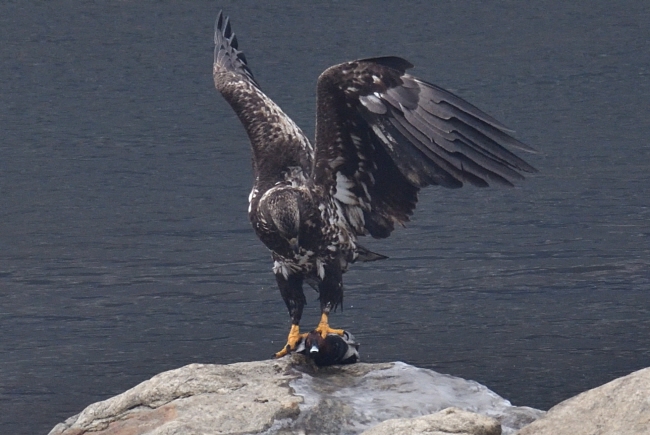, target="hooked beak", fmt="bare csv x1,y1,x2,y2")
288,237,300,255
